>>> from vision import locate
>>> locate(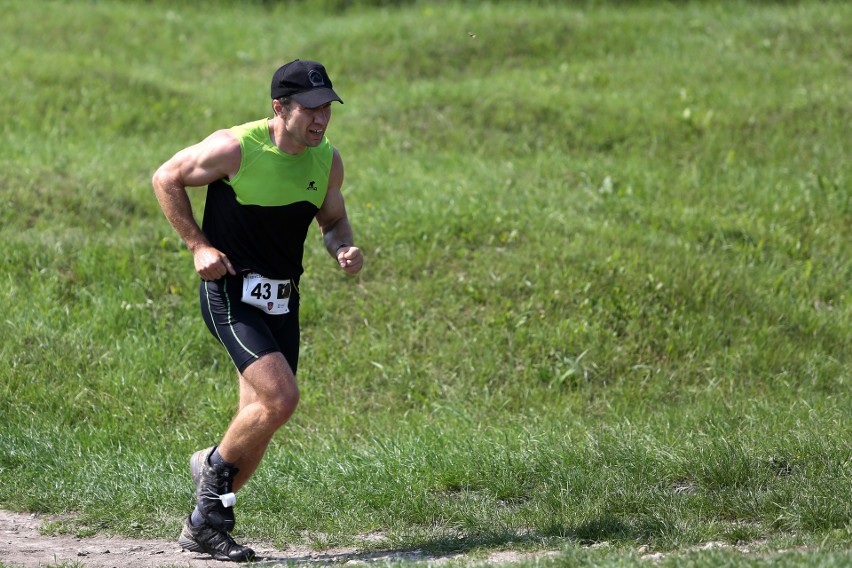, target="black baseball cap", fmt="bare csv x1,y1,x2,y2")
270,59,343,107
